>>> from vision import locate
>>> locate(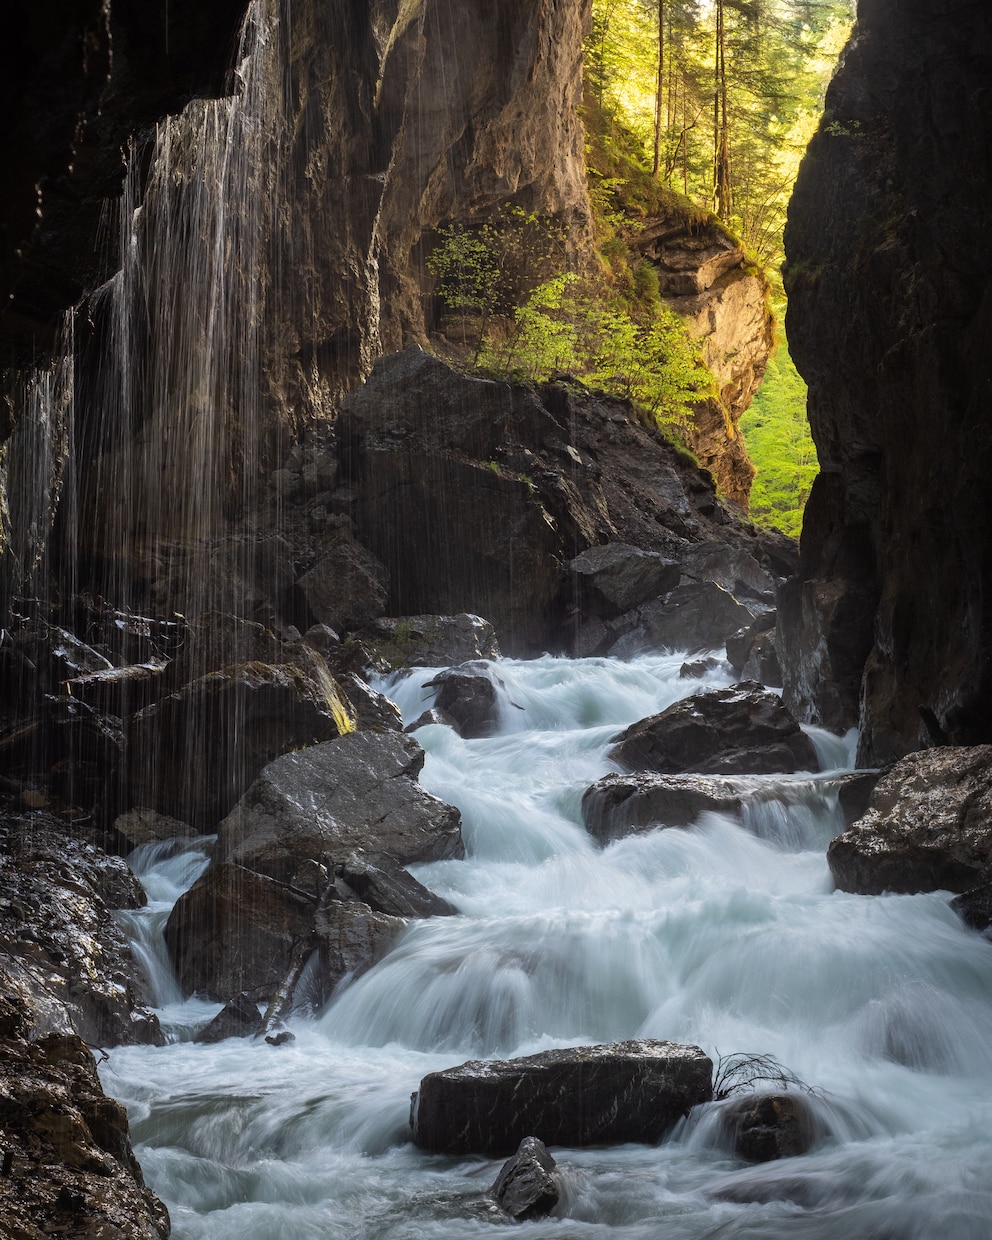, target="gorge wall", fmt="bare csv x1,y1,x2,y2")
780,0,992,764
